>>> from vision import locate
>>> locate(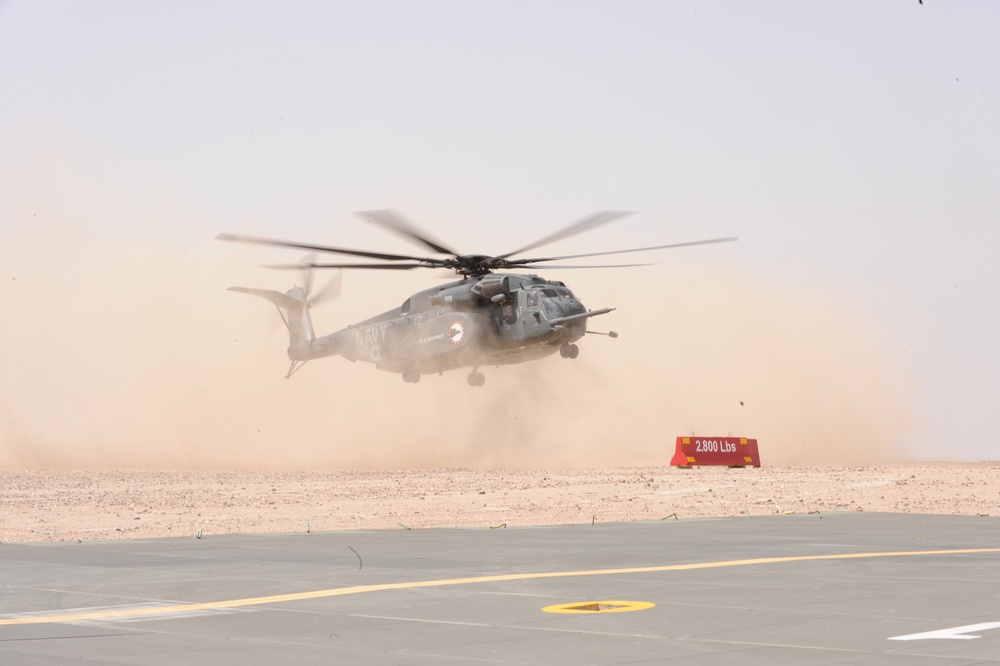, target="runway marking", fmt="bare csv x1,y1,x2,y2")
889,622,1000,641
542,600,655,614
2,547,999,627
